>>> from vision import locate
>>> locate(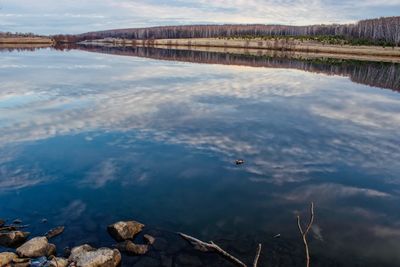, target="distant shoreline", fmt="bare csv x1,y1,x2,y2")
0,37,54,45
80,38,400,63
